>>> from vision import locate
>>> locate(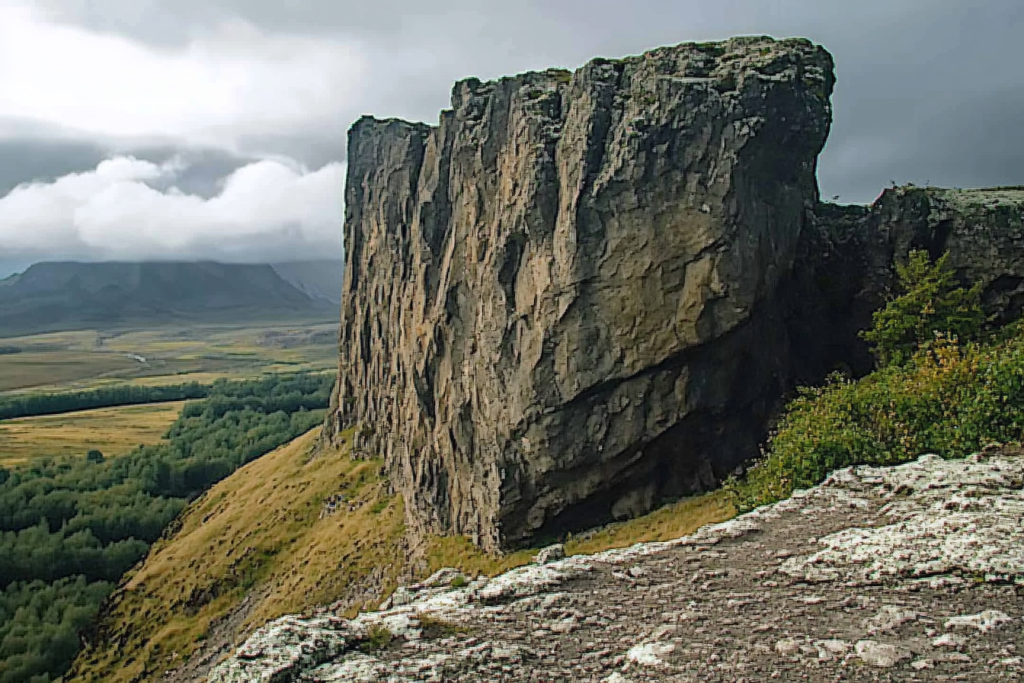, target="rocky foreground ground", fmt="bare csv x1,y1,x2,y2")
207,449,1024,682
